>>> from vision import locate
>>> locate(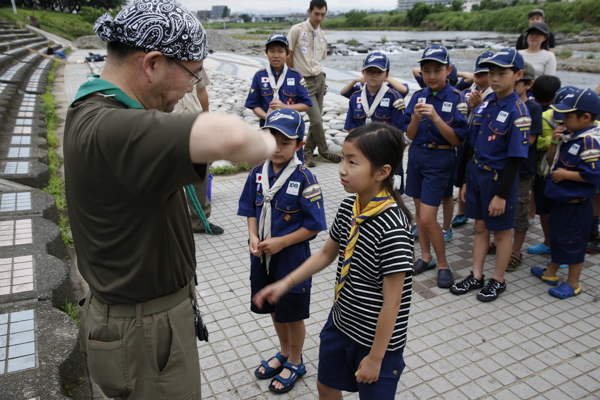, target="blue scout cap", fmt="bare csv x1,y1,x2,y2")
266,33,289,47
474,51,495,74
551,88,600,116
552,86,578,122
263,109,305,141
479,48,524,71
449,63,458,84
362,52,390,71
419,45,450,65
